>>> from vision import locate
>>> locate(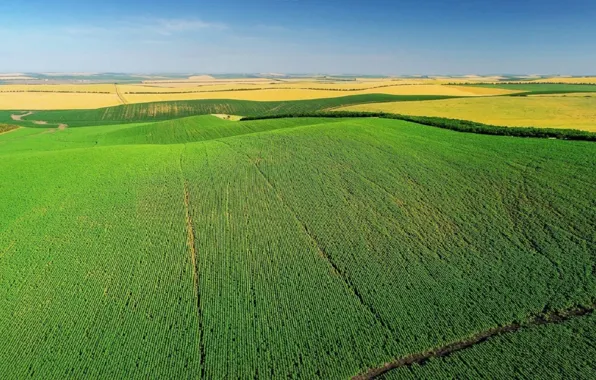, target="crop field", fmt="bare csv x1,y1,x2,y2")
0,84,117,93
531,76,596,84
120,85,515,103
0,81,520,110
0,92,123,110
341,96,596,132
21,94,454,126
381,313,596,379
0,112,594,378
464,83,596,95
